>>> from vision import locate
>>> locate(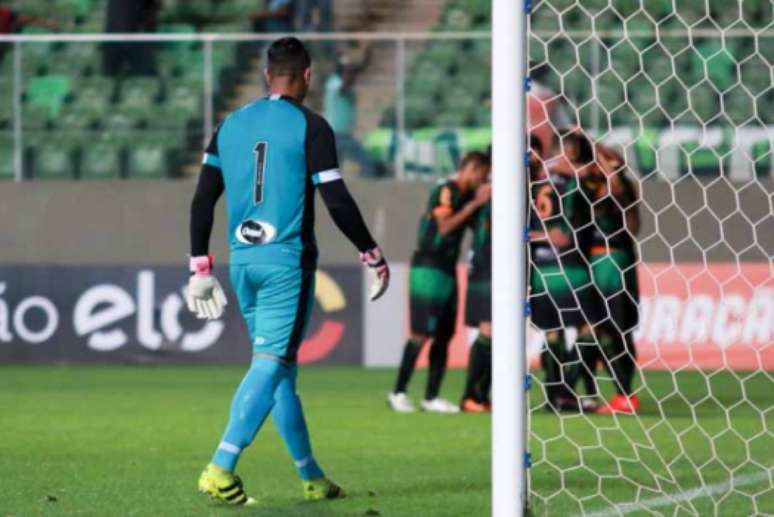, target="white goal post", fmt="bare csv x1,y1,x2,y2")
491,0,529,516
